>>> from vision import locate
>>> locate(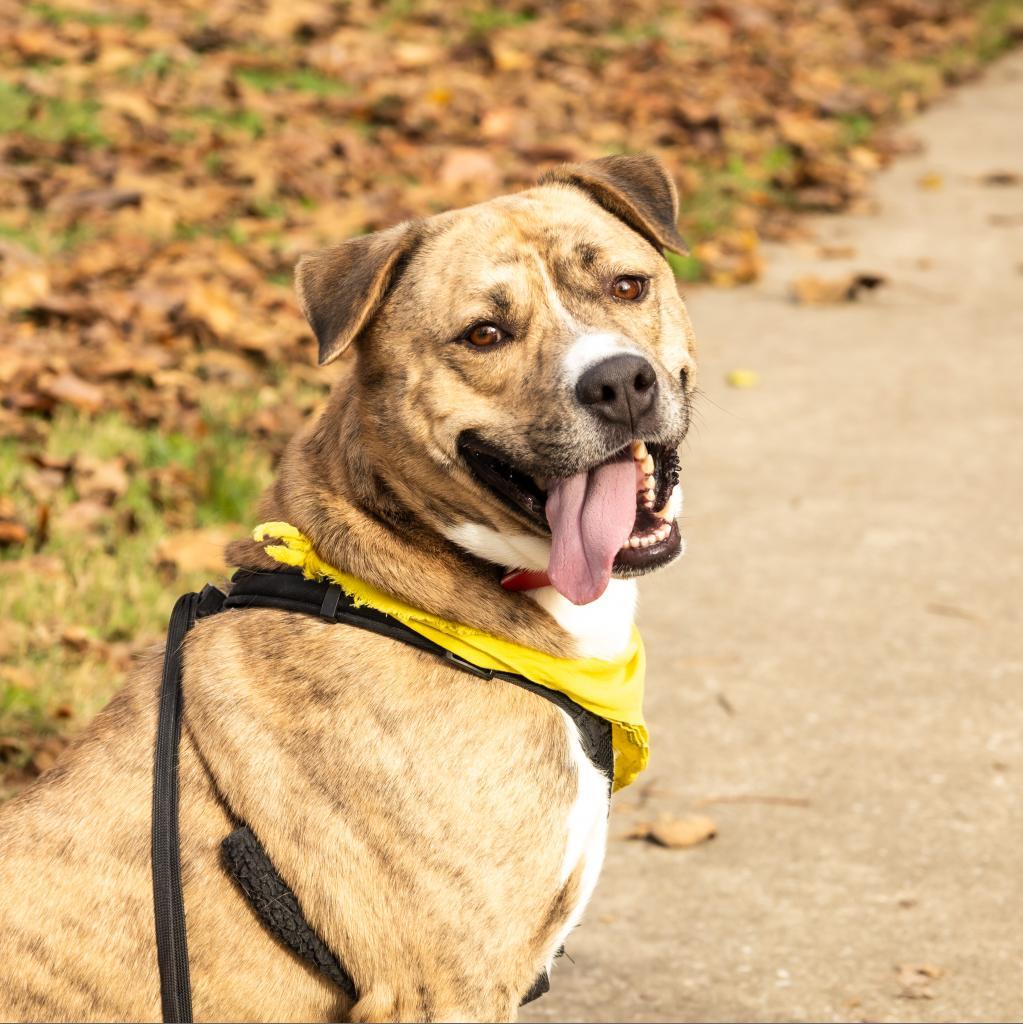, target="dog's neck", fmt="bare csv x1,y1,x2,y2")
229,376,635,660
440,523,636,660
